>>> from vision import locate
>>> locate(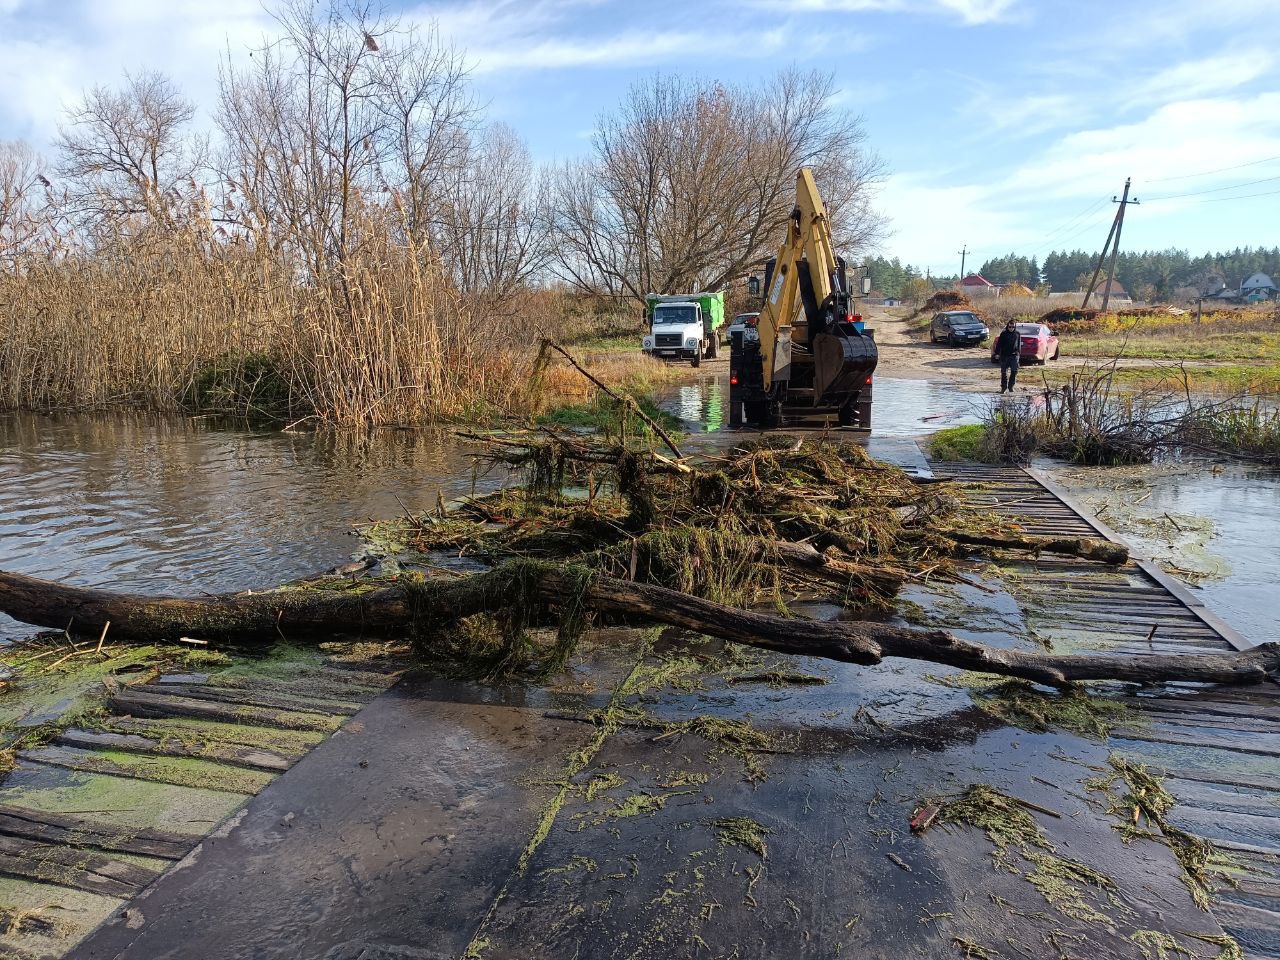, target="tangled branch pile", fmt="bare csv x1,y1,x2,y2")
398,431,1111,614
3,433,1275,687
